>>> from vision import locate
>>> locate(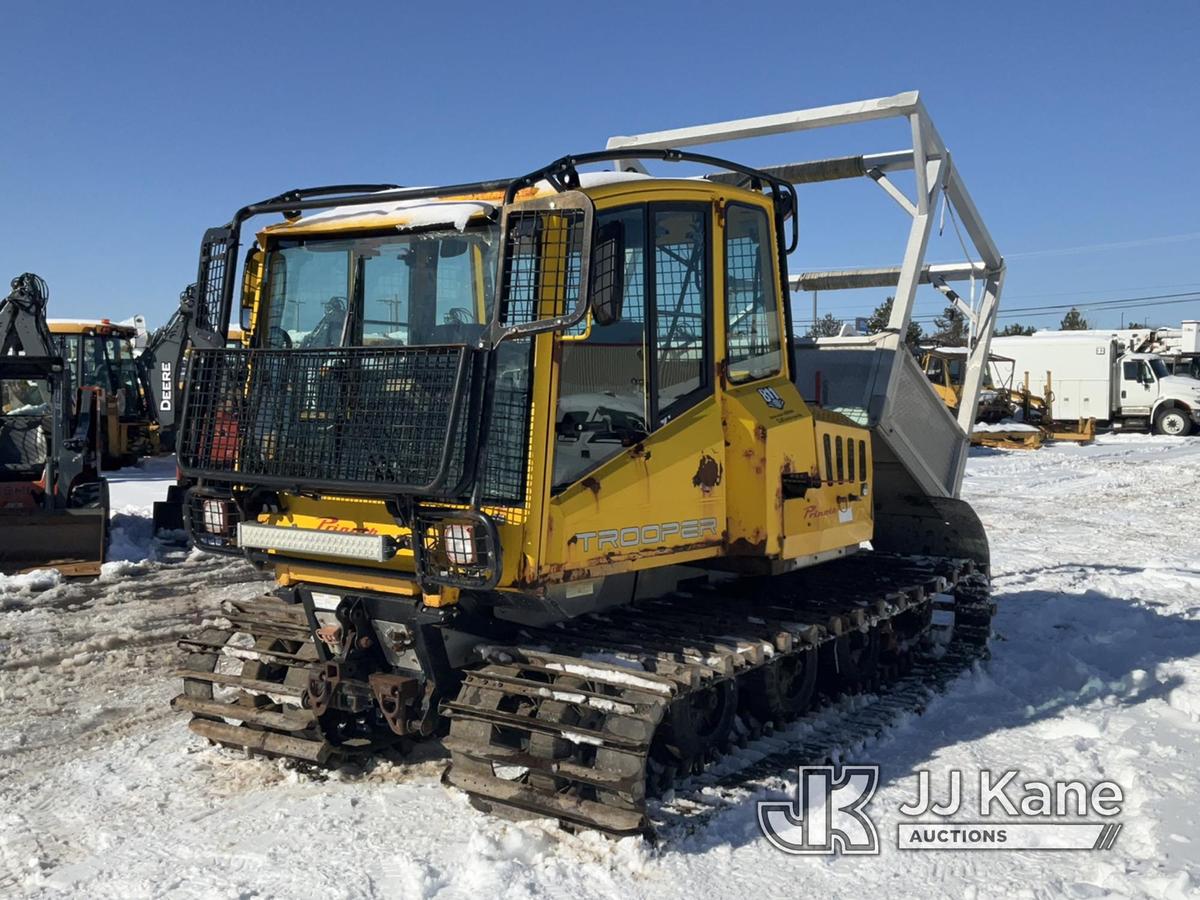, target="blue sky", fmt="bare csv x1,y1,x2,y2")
2,1,1198,332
